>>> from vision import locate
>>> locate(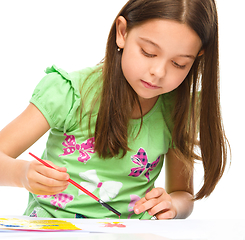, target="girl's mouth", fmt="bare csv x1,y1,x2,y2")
141,80,160,89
